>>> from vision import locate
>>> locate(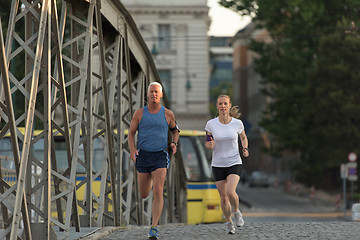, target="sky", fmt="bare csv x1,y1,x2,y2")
207,0,251,36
